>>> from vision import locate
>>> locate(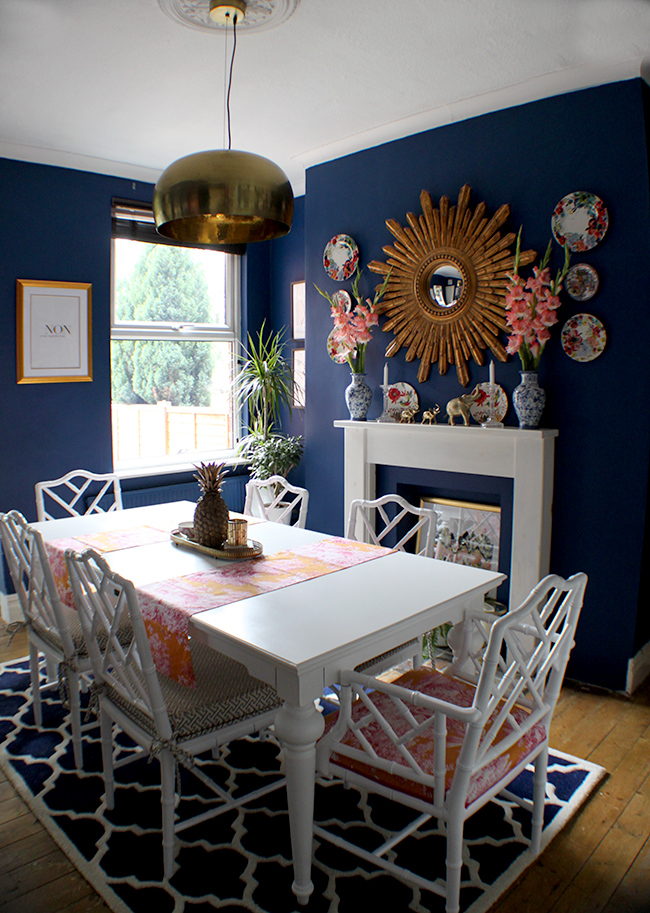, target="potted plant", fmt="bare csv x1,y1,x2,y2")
234,322,304,508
